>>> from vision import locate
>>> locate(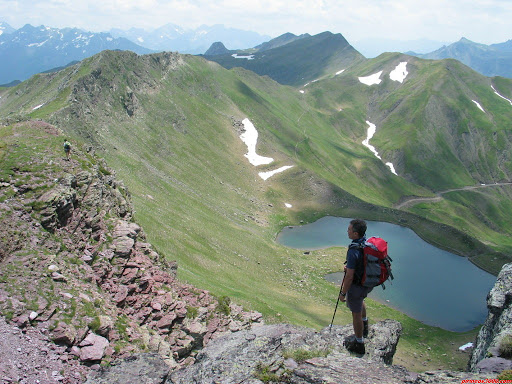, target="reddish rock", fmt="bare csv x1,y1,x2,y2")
51,322,76,346
114,285,129,306
79,333,109,362
156,313,177,329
